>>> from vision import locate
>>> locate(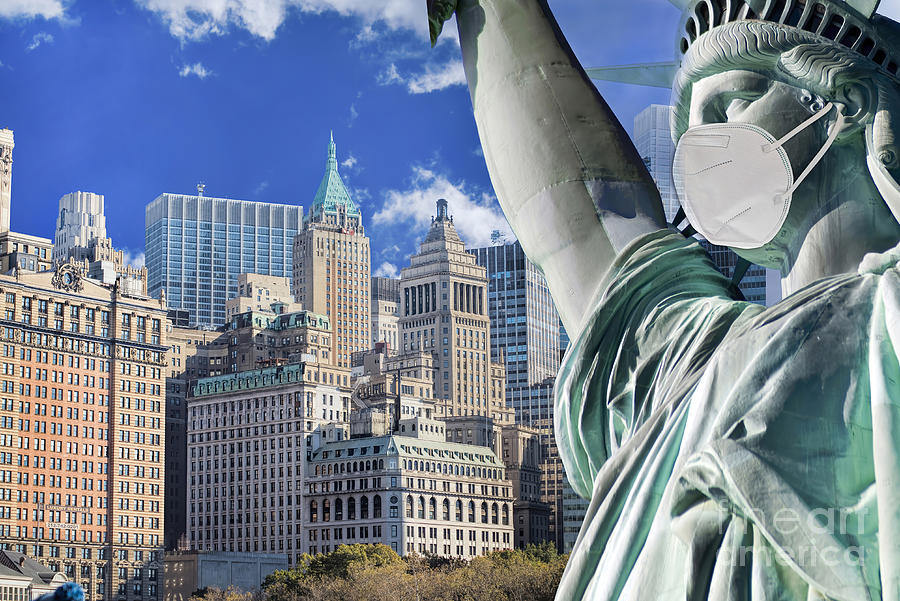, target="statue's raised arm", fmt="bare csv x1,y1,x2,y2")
430,0,667,337
431,1,900,600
